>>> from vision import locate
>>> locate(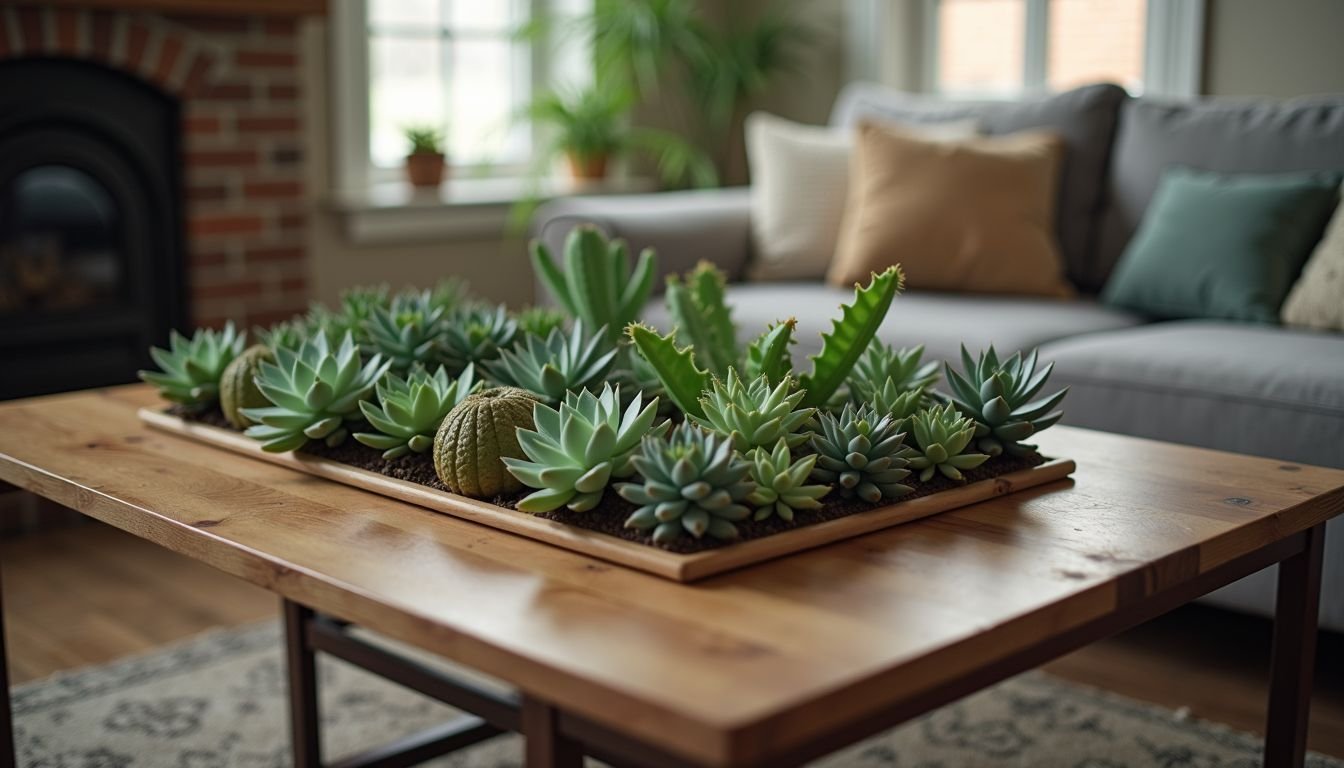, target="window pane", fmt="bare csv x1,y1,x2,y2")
369,0,440,28
449,38,529,166
447,0,519,33
370,35,445,168
1048,0,1146,92
938,0,1025,93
